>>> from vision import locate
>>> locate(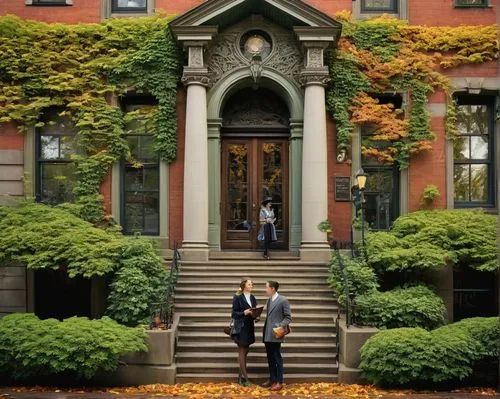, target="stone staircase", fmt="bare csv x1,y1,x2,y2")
172,251,339,383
